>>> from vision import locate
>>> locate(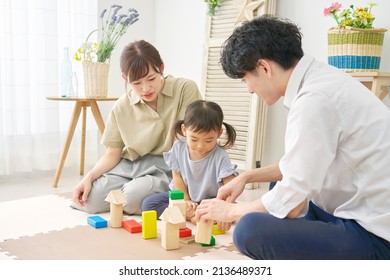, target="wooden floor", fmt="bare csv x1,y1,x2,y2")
0,166,83,202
